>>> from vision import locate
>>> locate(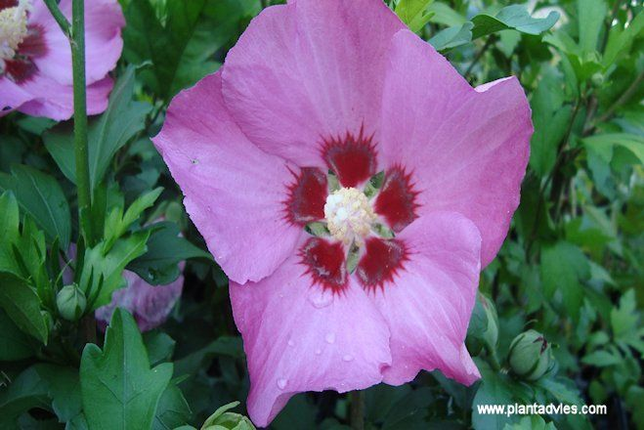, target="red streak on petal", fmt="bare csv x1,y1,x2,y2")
374,165,419,232
0,0,18,10
322,127,378,188
284,167,328,226
357,237,407,291
3,58,36,84
300,237,347,292
20,25,48,58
